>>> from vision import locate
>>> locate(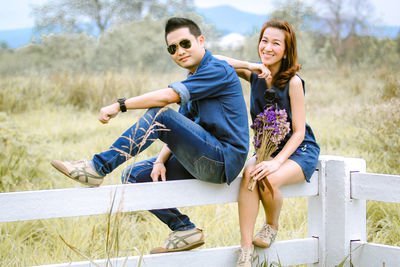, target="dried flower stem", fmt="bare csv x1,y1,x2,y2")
247,129,277,196
247,106,290,197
